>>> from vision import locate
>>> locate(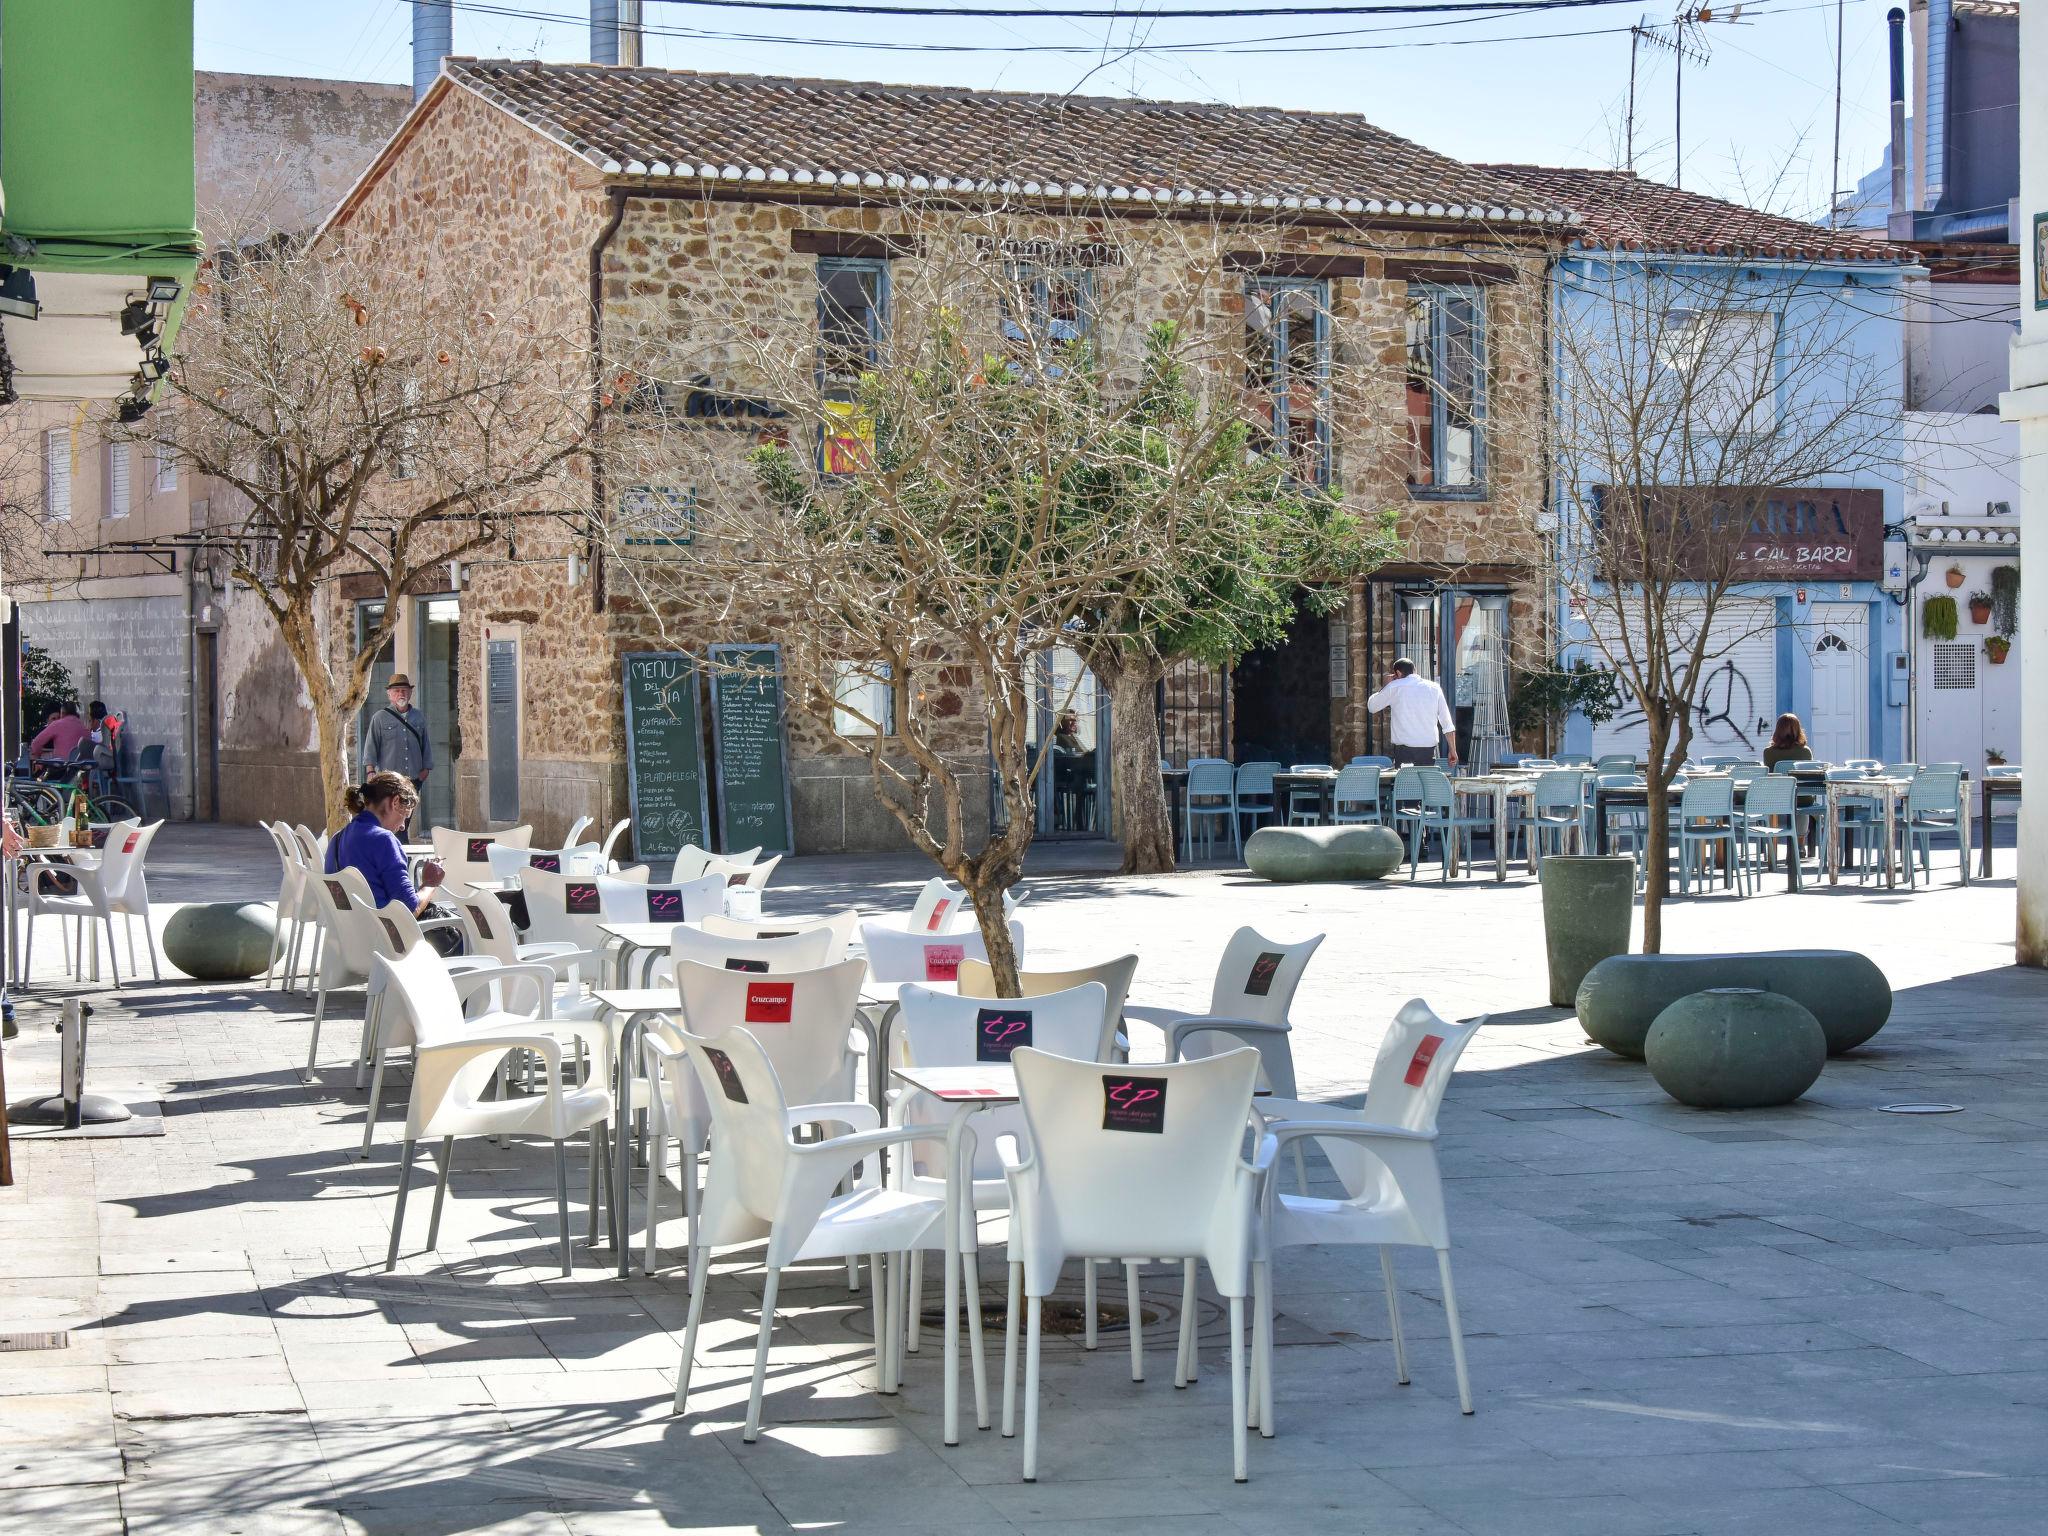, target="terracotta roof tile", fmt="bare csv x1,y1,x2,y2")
1478,164,1916,264
444,57,1573,223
